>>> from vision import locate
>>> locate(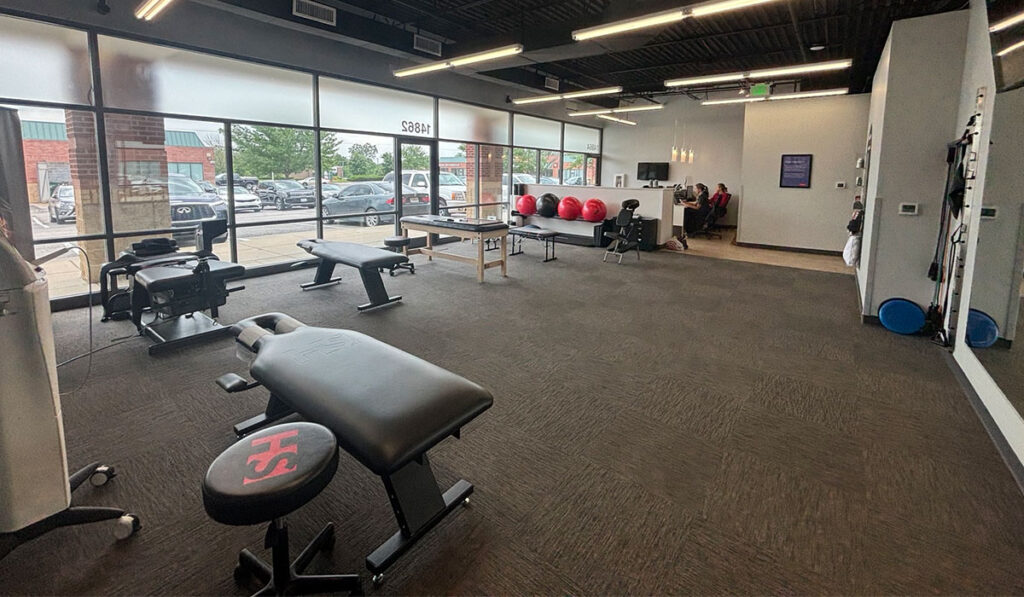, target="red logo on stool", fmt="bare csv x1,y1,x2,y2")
244,428,299,485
